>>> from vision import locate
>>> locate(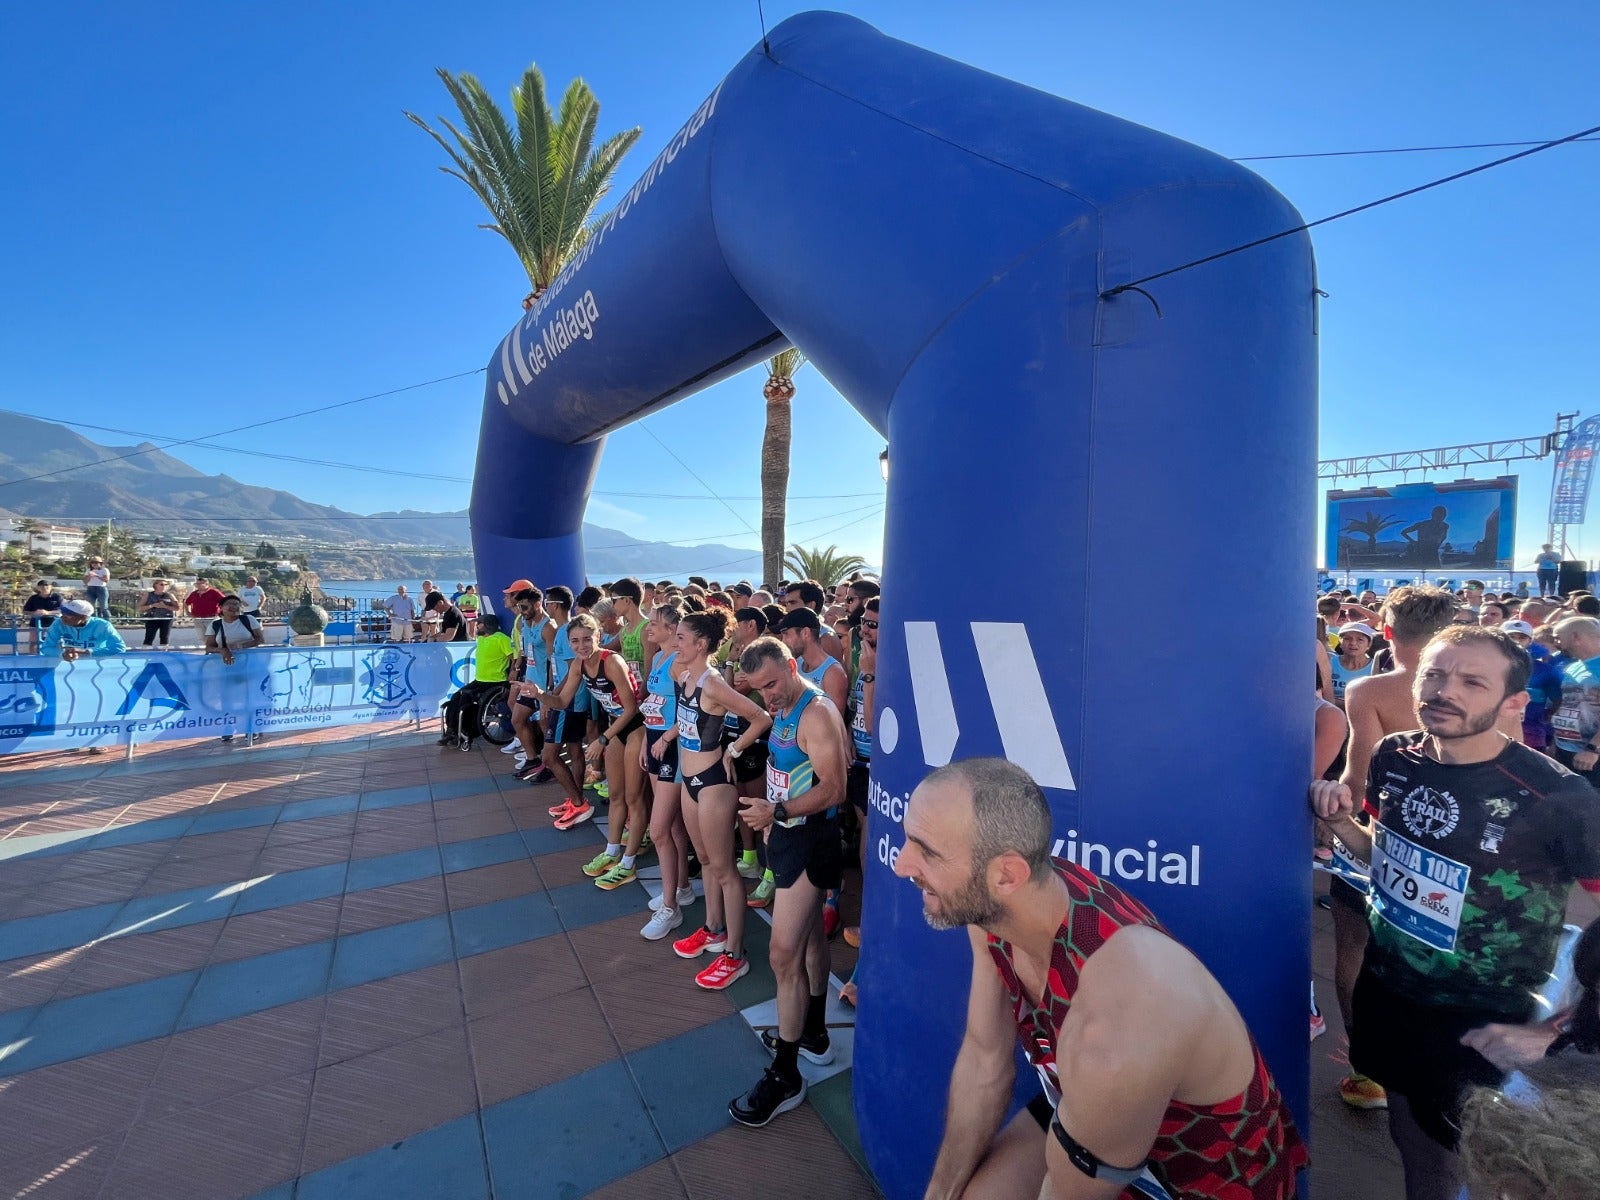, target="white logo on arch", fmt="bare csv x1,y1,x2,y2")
897,621,1076,790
